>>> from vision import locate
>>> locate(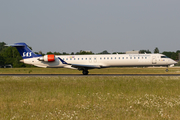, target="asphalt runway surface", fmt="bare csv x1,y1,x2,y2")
1,74,180,77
